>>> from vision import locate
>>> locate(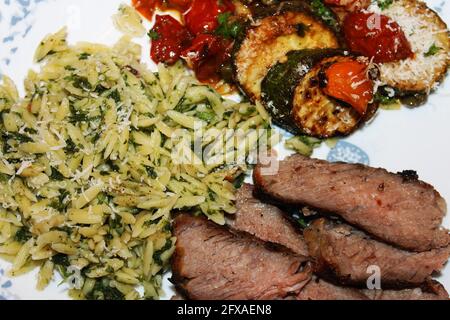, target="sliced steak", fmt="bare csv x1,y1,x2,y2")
298,277,449,300
172,214,311,300
298,277,369,300
304,218,450,287
253,154,450,252
226,183,309,256
362,280,449,300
